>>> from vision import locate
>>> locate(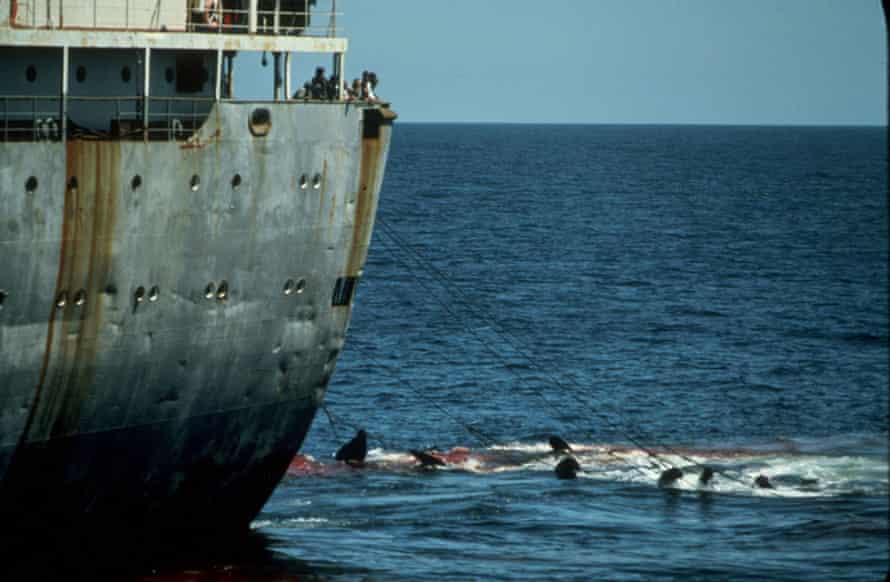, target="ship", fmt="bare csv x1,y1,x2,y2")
0,0,394,549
